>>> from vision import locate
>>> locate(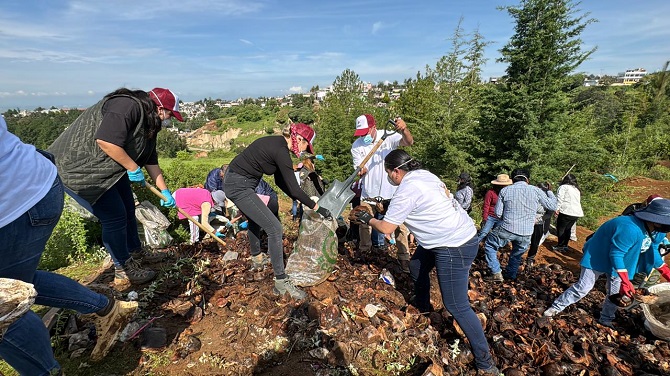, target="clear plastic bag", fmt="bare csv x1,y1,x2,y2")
135,201,173,249
285,206,338,287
